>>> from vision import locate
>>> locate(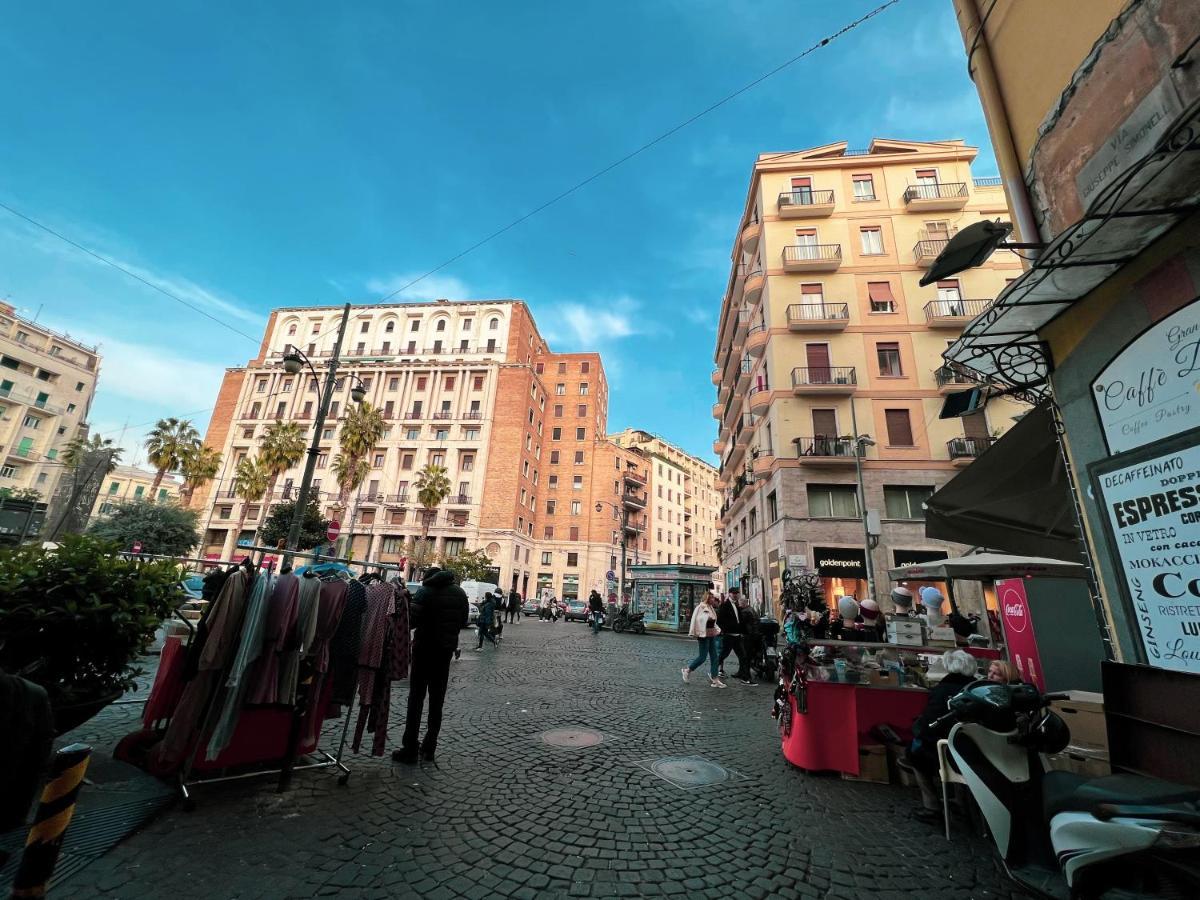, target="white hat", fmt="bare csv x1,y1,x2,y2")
837,596,860,619
919,586,946,608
